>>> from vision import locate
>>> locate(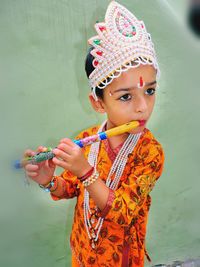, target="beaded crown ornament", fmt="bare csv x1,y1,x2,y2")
88,1,160,100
